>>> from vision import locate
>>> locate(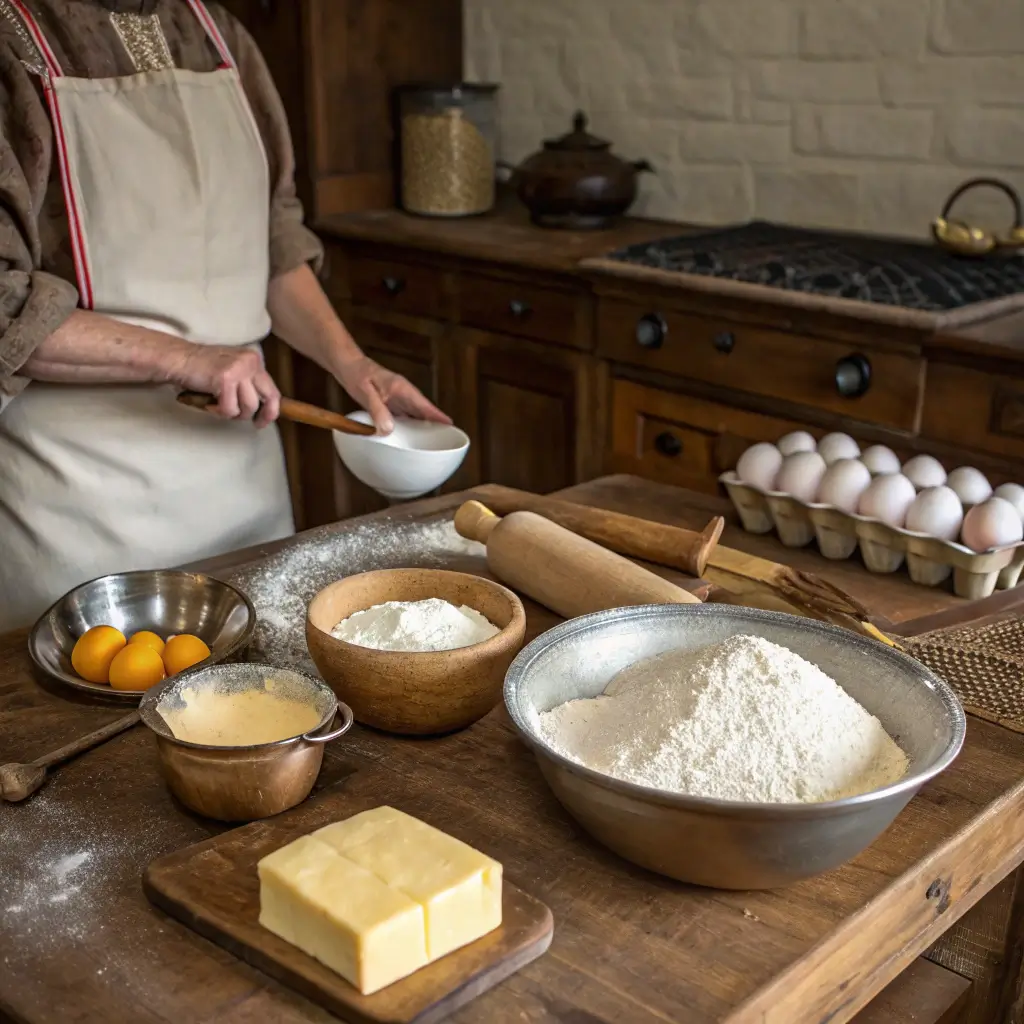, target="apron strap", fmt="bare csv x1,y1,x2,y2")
3,0,258,311
182,0,238,70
